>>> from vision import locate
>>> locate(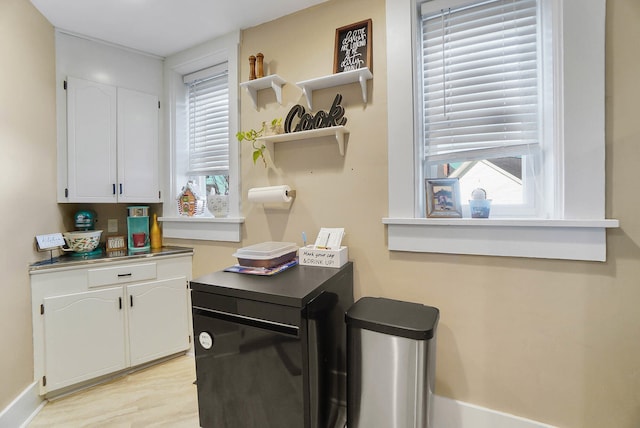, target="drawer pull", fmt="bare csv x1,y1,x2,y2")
118,273,132,278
